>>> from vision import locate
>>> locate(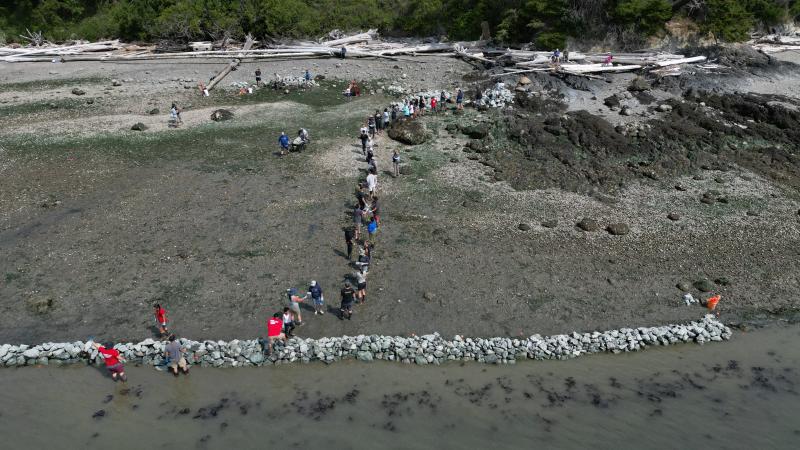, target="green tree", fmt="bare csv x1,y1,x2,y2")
703,0,754,42
613,0,673,36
